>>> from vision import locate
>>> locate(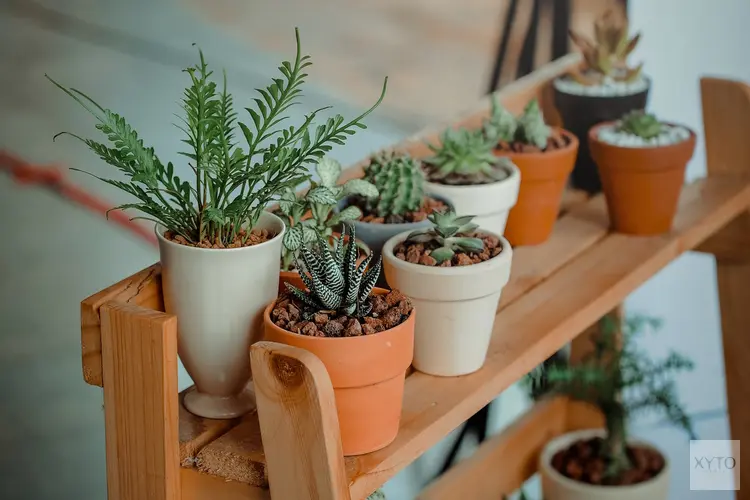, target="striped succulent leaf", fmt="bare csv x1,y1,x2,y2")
289,222,381,317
